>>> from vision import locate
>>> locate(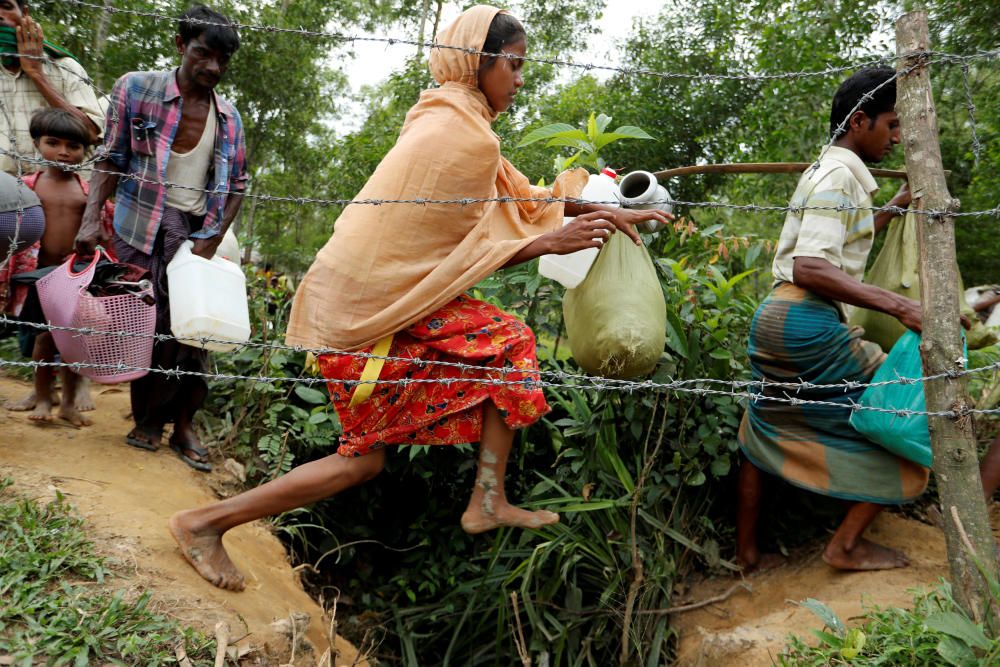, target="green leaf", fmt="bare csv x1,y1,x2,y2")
609,125,655,140
810,629,844,649
307,412,329,424
545,137,596,153
595,113,612,134
840,628,866,660
936,636,977,666
710,457,731,477
516,123,580,148
587,112,598,142
294,385,329,405
800,598,845,635
925,612,991,650
665,309,689,358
